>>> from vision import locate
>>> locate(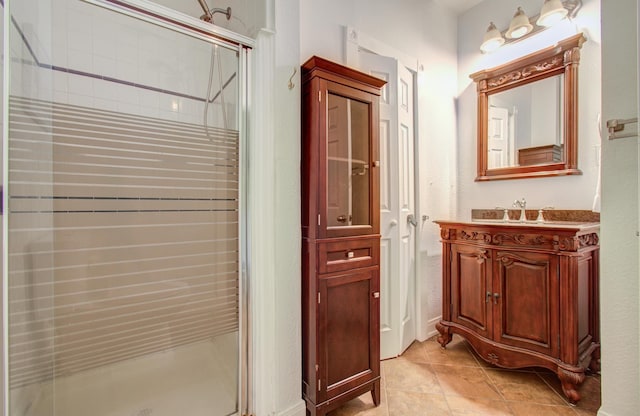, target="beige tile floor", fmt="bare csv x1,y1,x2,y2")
328,335,601,416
